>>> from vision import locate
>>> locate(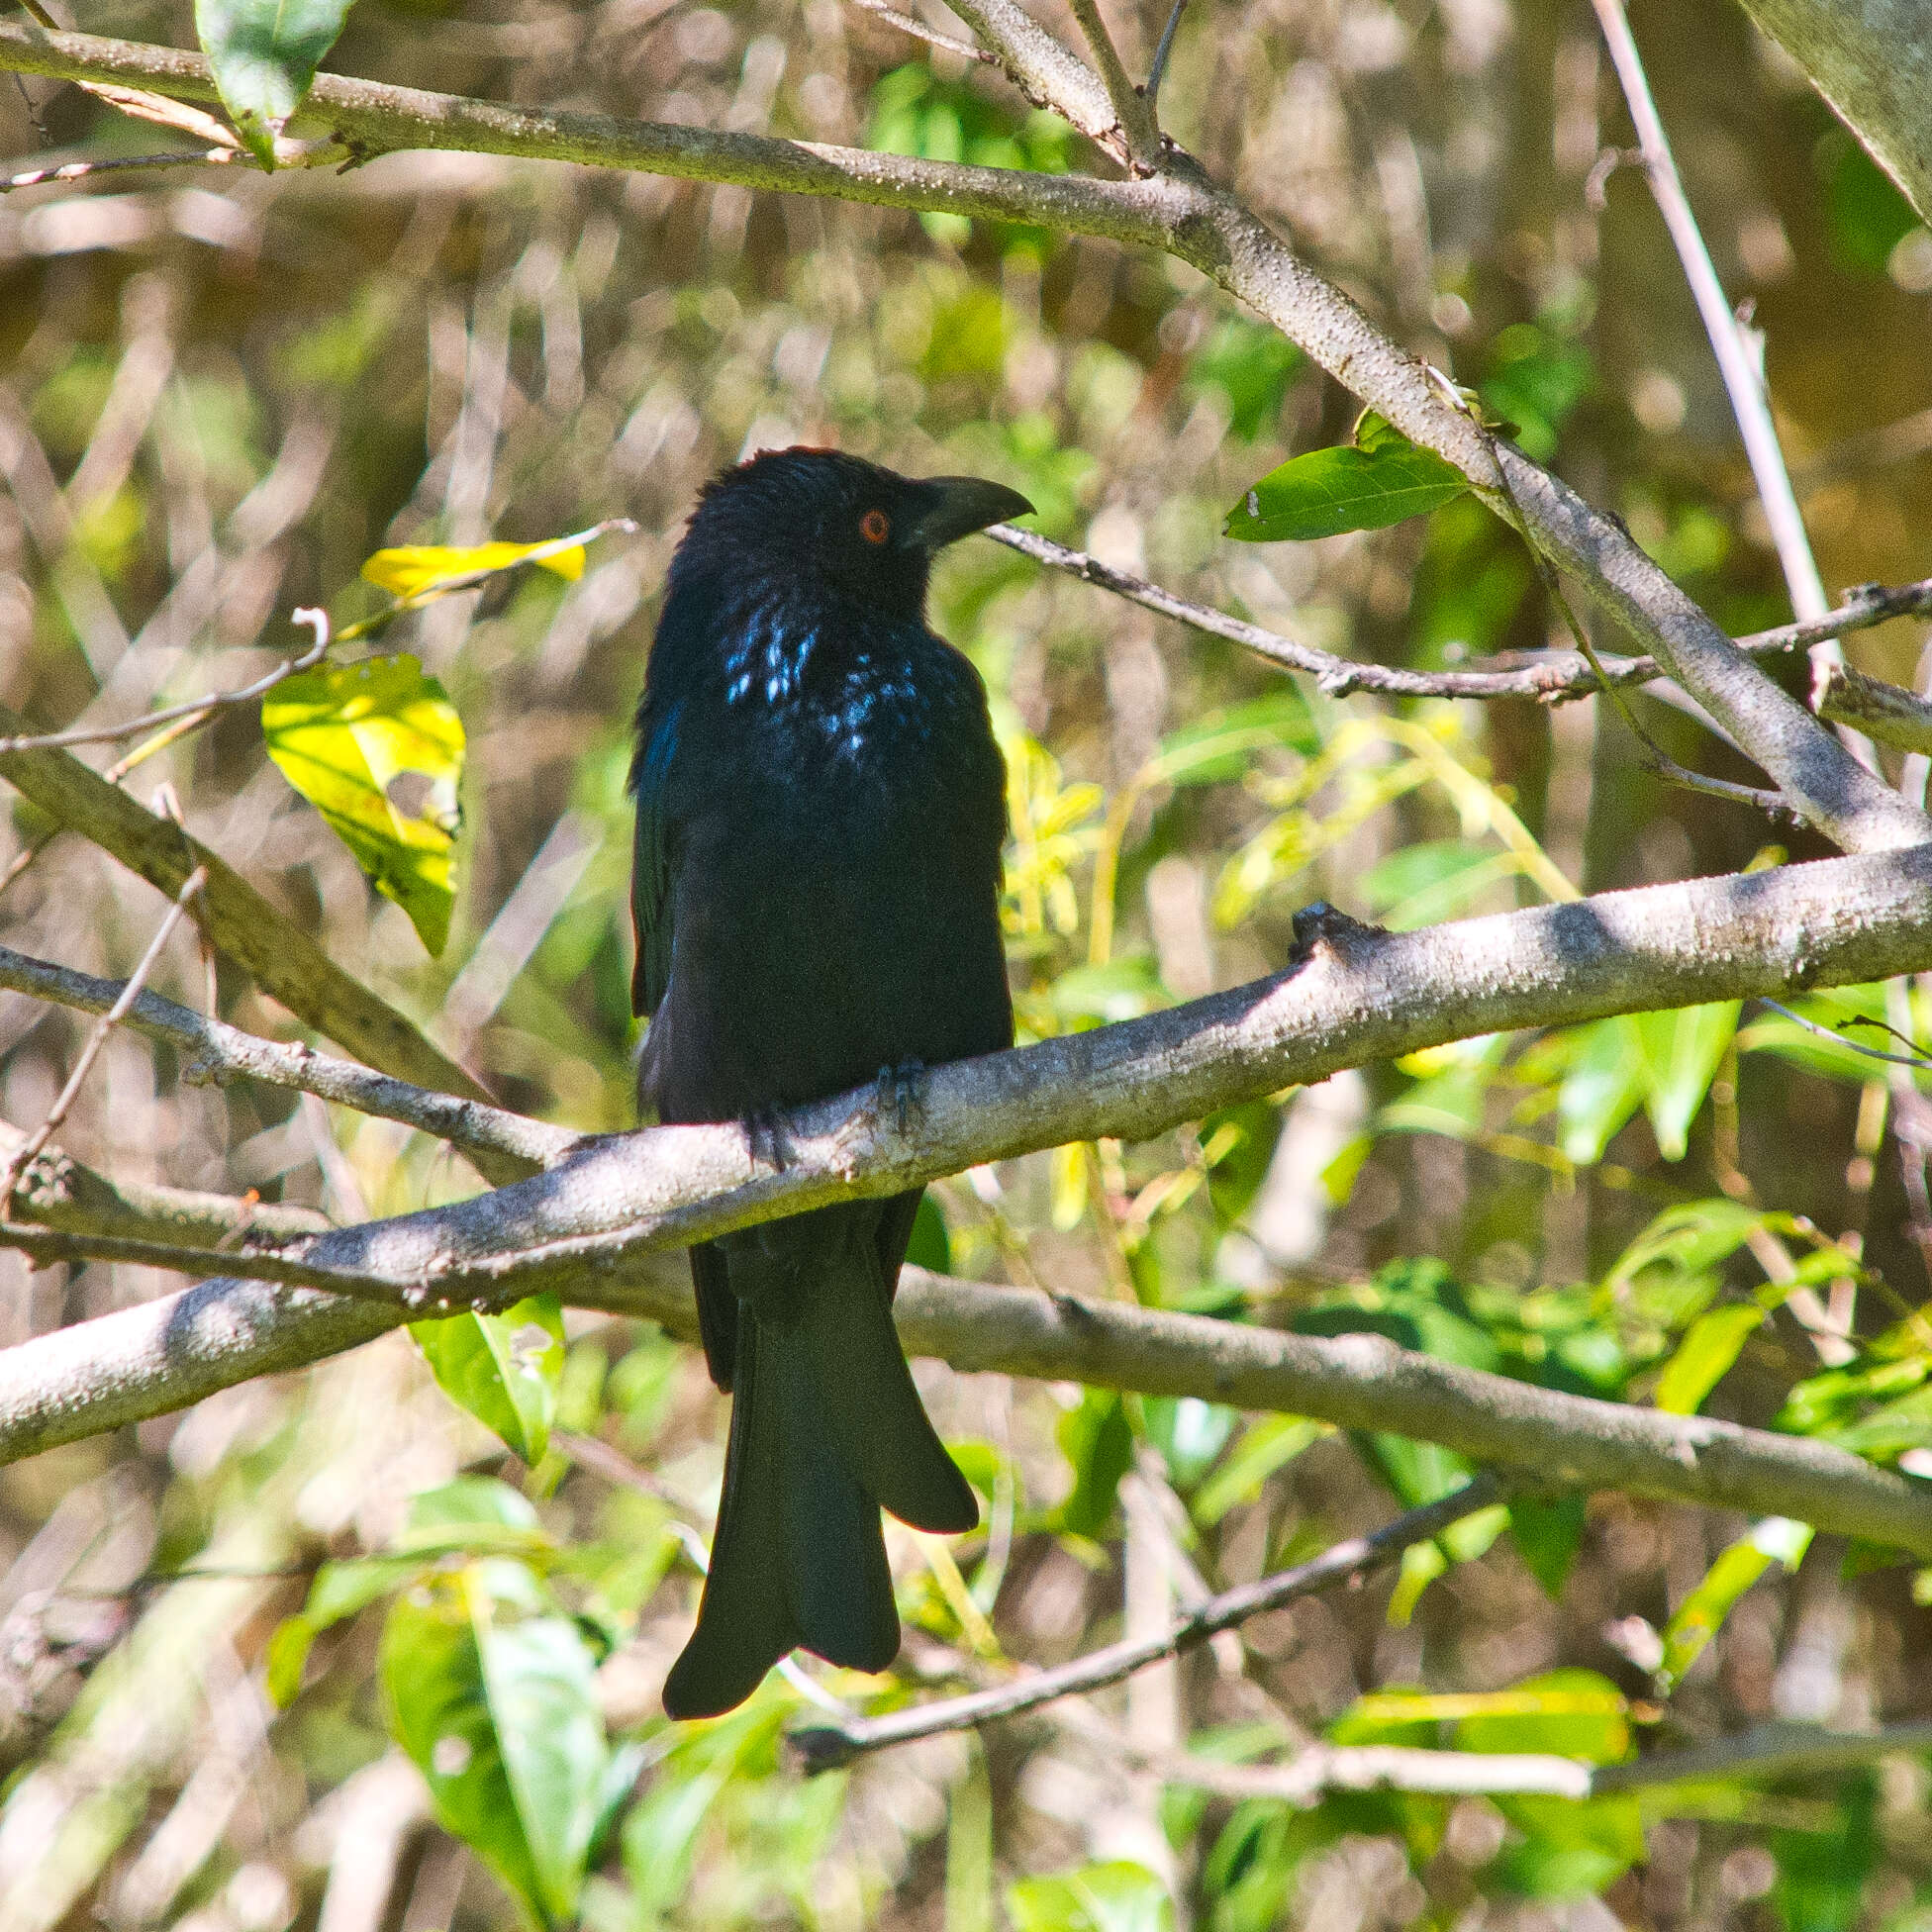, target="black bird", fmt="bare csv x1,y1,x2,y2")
630,447,1030,1719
